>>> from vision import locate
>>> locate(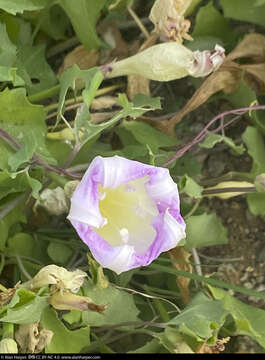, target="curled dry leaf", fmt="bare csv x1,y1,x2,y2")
149,0,193,42
196,337,230,354
0,282,20,306
169,247,192,304
15,322,53,354
58,46,99,76
168,33,265,130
